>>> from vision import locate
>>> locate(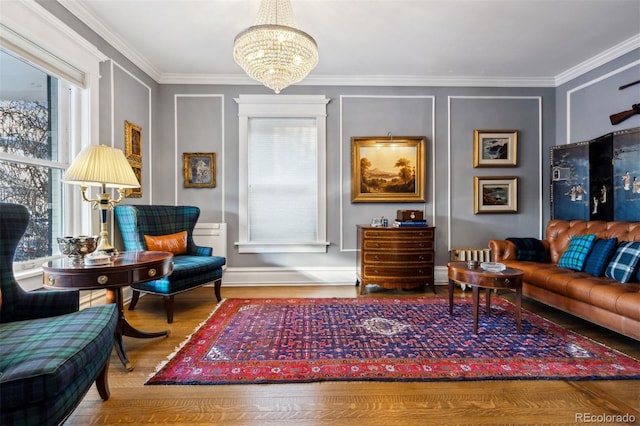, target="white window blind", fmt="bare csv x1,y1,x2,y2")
248,118,318,242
